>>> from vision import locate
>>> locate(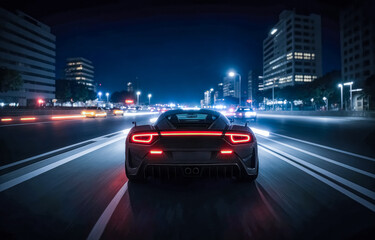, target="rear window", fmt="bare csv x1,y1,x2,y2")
166,112,218,128
237,108,252,112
